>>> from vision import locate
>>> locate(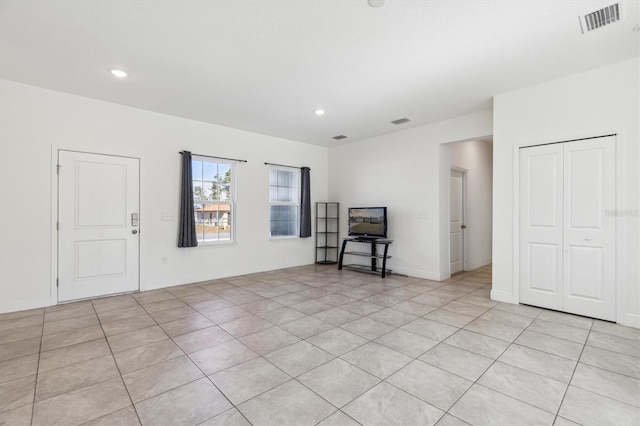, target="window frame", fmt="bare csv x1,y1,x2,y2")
192,156,236,245
268,166,300,239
